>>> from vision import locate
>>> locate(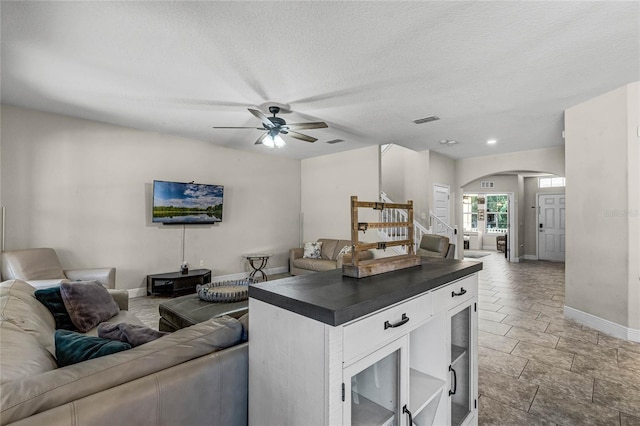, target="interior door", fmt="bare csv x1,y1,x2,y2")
433,185,450,235
538,194,566,261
